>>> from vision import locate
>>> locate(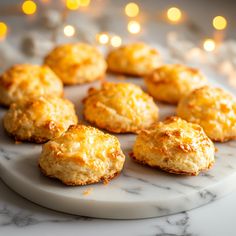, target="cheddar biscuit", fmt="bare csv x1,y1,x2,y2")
107,42,161,77
44,43,107,85
83,82,159,133
3,96,78,143
144,64,207,104
39,125,125,185
132,116,215,176
177,86,236,142
0,64,63,107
